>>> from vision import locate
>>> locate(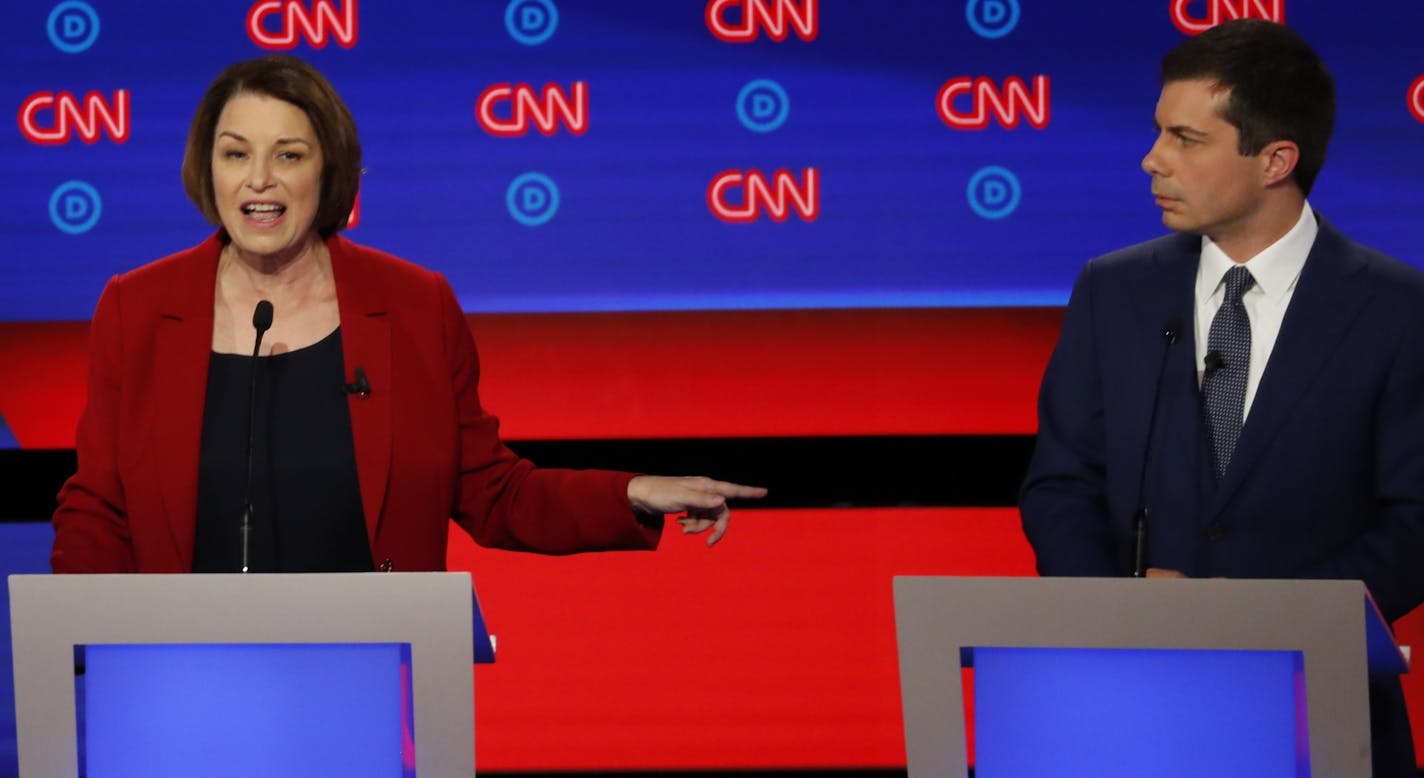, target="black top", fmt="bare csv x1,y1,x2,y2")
194,327,372,573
